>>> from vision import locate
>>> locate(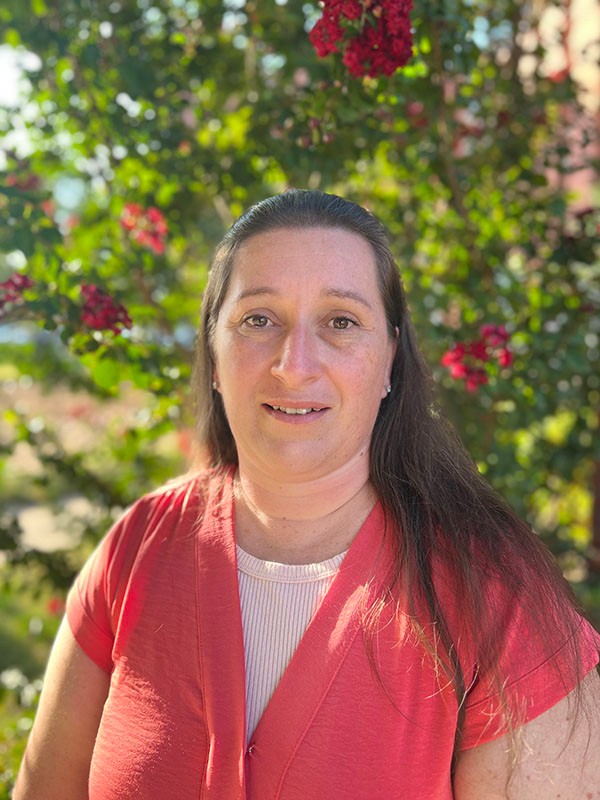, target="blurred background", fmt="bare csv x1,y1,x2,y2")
0,0,598,792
